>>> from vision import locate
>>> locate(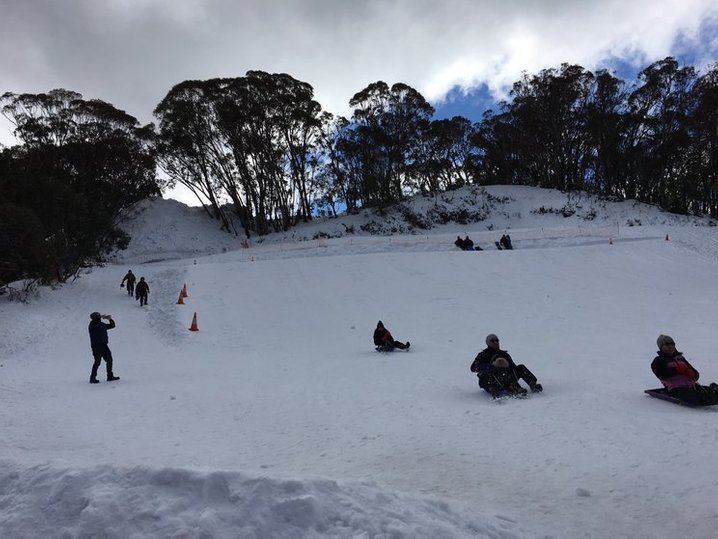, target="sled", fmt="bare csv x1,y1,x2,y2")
375,345,410,353
644,388,715,408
